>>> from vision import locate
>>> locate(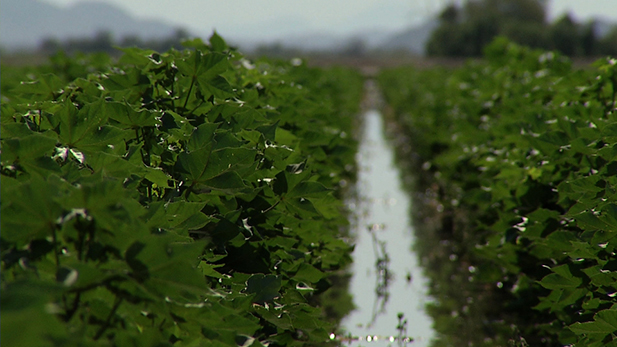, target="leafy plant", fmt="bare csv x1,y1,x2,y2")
380,38,617,346
1,33,363,346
